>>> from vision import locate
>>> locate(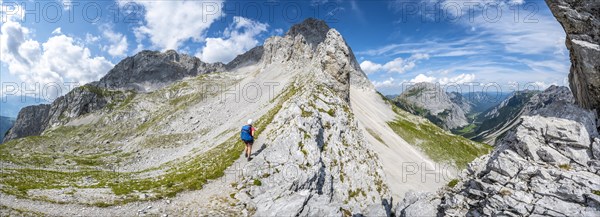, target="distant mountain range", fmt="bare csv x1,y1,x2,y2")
390,82,549,144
